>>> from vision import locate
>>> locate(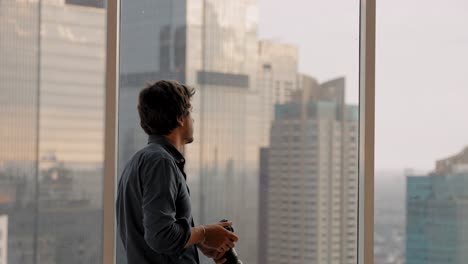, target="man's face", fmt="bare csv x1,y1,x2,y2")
183,112,194,144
